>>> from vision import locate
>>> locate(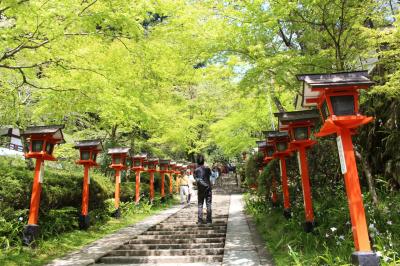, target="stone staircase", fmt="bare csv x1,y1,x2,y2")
95,188,230,265
214,172,245,195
